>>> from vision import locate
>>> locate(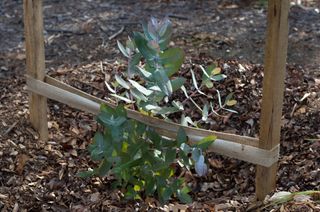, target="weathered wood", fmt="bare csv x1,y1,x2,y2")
45,75,259,147
24,0,48,140
256,0,290,200
26,76,280,167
